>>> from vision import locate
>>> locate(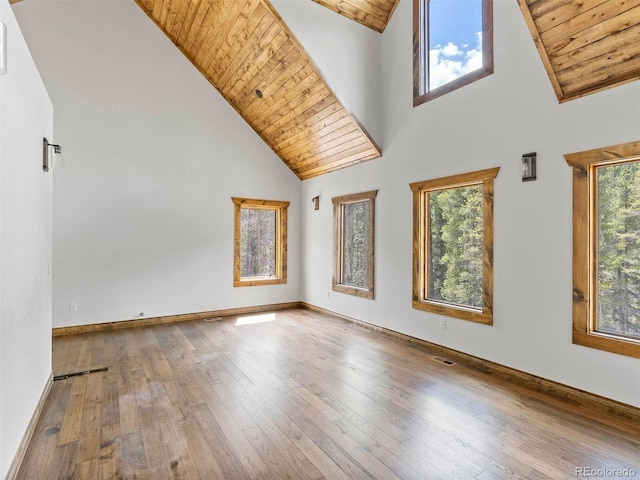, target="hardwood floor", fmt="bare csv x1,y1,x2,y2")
17,309,640,479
